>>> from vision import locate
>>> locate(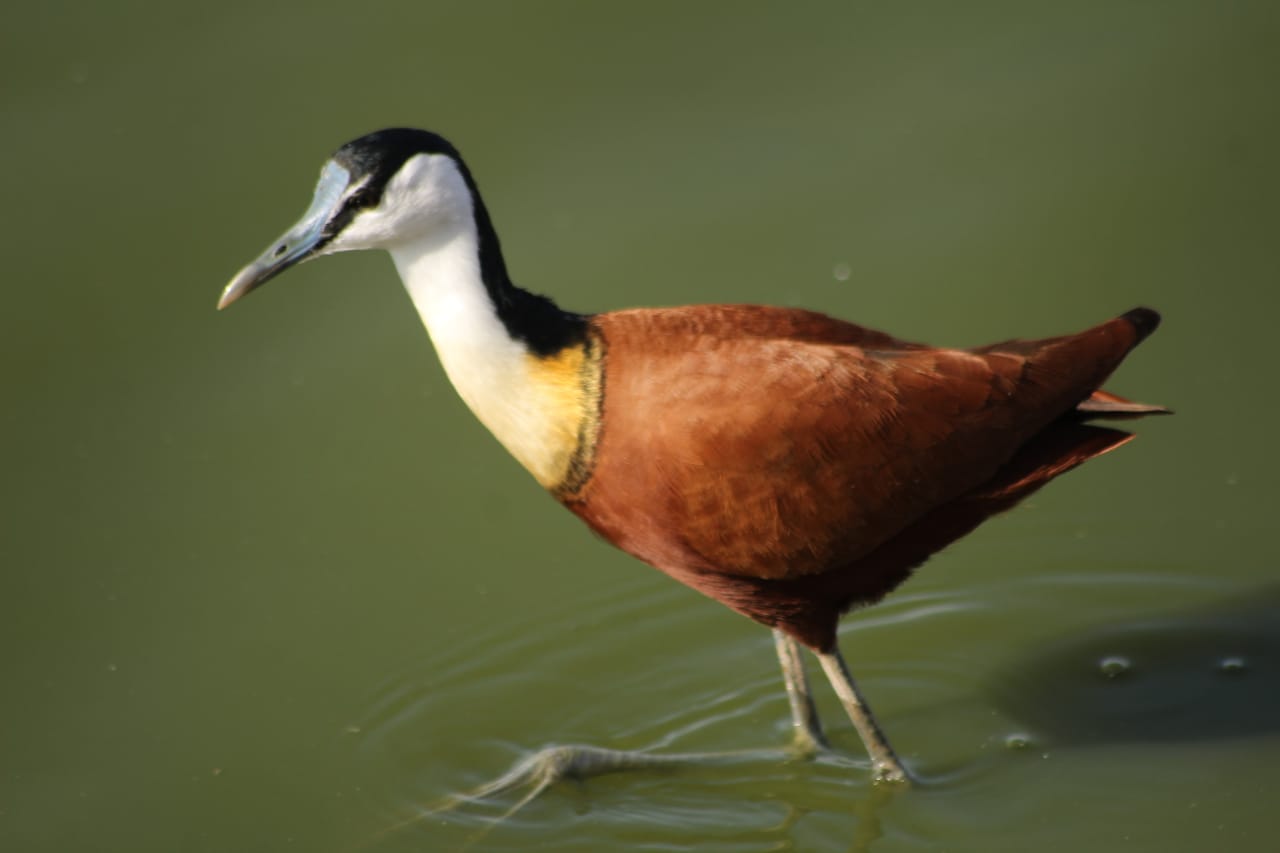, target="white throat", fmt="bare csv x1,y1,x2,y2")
390,216,527,440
